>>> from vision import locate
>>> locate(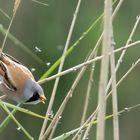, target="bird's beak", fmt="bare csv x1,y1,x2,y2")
39,95,46,104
